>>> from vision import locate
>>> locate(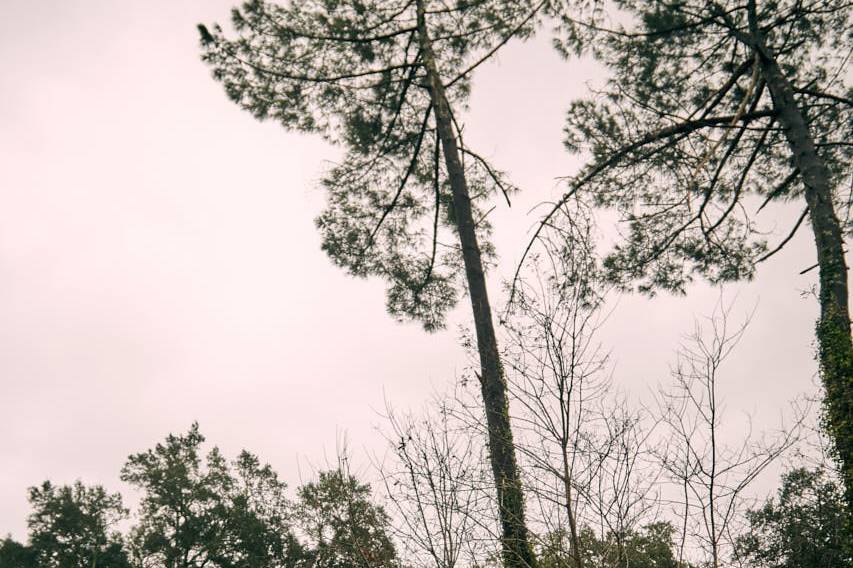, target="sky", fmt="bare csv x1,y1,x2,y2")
0,1,836,540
